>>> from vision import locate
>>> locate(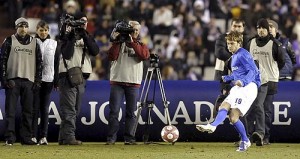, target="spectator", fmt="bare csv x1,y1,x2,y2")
152,4,174,36
0,17,43,145
246,18,285,146
268,19,296,81
32,20,58,145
